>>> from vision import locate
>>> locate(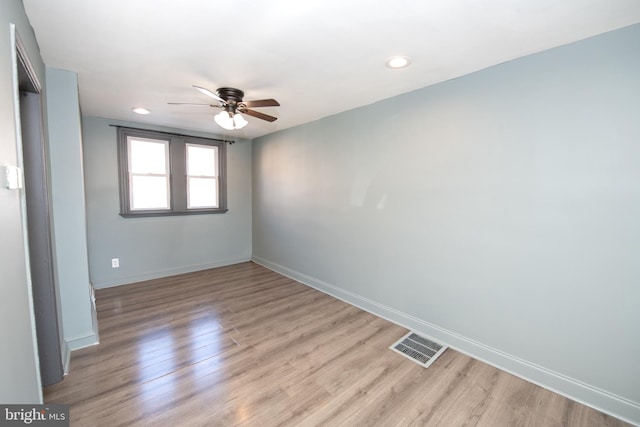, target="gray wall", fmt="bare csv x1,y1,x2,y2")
252,24,640,423
82,117,252,288
0,0,45,403
46,67,98,351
